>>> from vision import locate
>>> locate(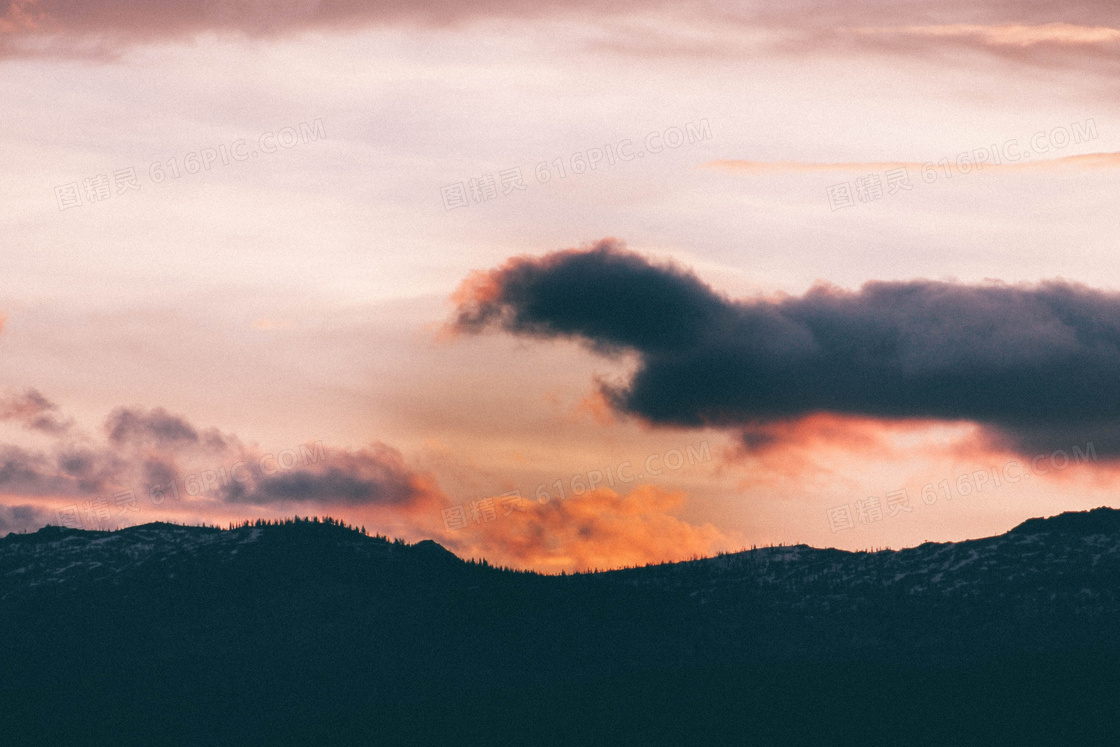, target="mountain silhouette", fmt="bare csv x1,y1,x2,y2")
3,511,1120,745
